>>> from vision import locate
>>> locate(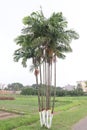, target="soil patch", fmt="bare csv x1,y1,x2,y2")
0,96,15,100
0,111,19,120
